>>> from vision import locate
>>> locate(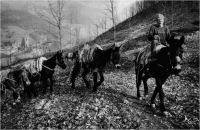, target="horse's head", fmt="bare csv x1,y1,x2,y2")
19,69,31,86
168,35,185,75
56,50,66,69
110,43,122,69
